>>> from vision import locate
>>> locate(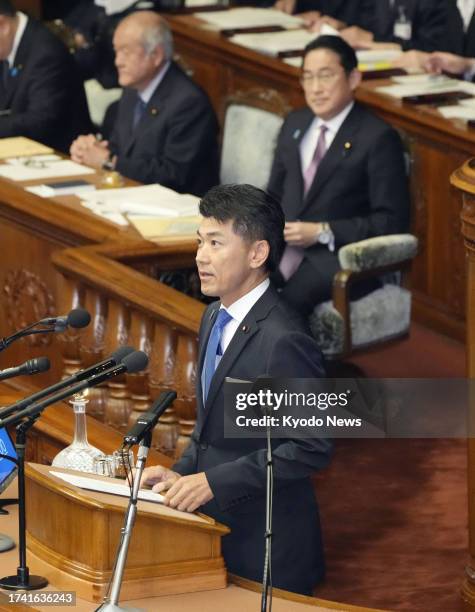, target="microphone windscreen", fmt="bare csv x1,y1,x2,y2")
67,308,91,329
35,357,50,373
122,350,149,374
111,345,135,362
